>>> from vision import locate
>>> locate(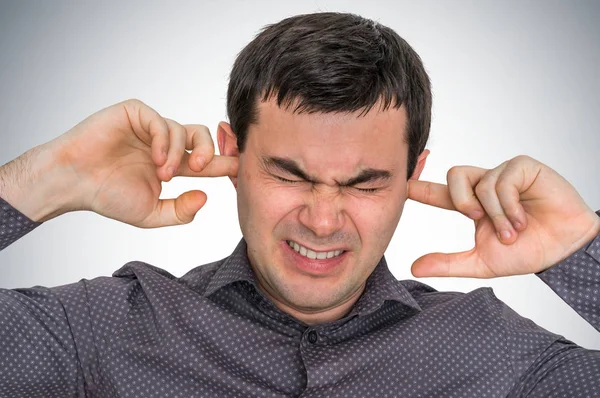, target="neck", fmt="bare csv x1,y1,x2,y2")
256,281,366,325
